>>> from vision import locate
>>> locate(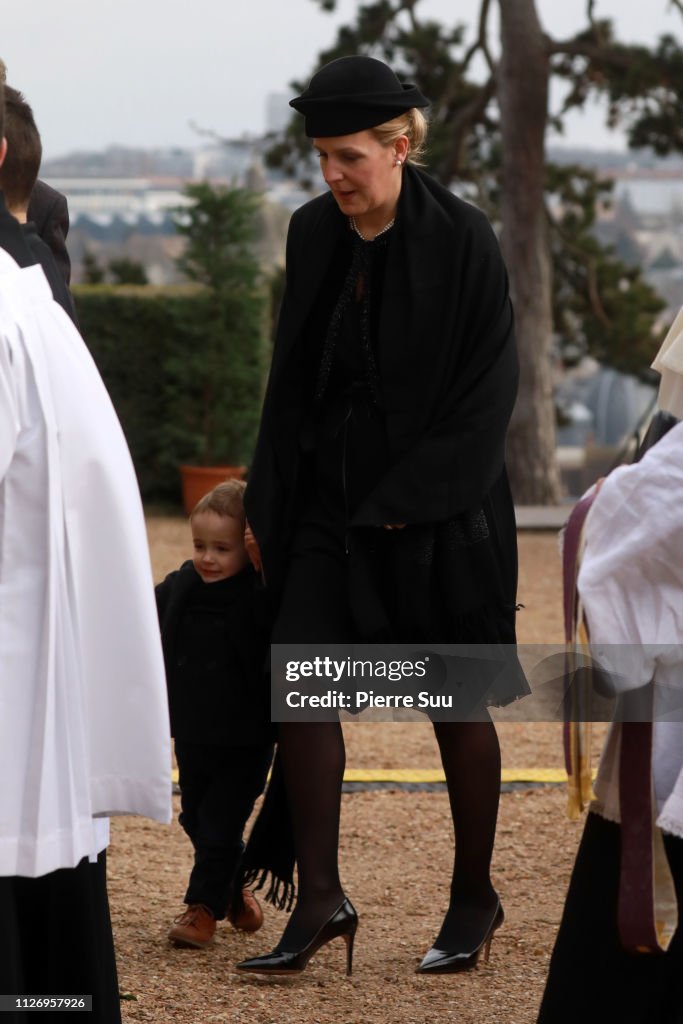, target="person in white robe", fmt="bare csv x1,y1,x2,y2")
538,318,683,1023
0,102,171,1021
